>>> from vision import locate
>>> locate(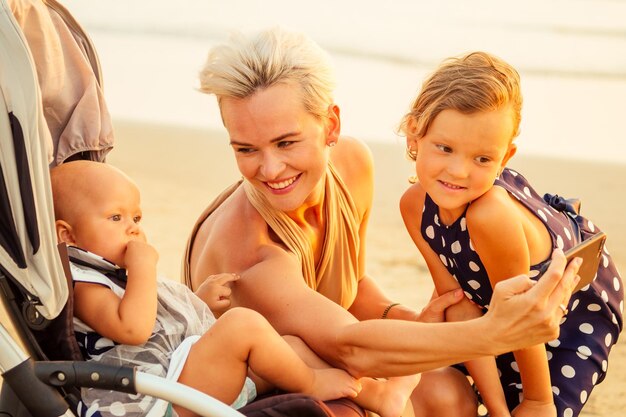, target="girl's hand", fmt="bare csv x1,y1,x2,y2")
195,273,240,317
512,399,556,417
124,240,159,274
